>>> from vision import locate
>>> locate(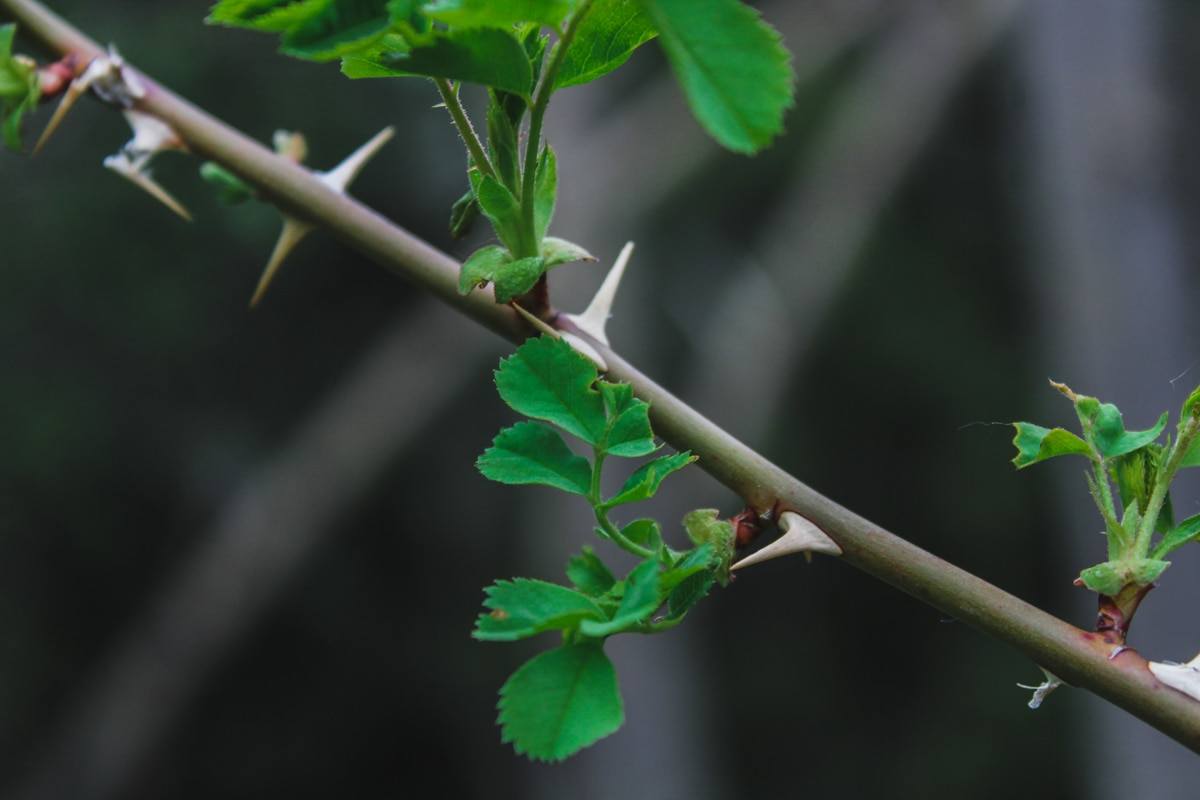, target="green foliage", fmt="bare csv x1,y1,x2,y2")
0,24,40,151
498,643,623,762
1011,381,1200,599
637,0,794,153
555,0,656,89
472,337,732,759
423,0,575,28
199,162,254,205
